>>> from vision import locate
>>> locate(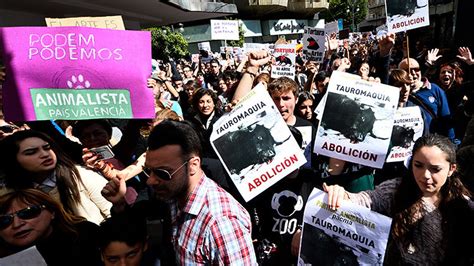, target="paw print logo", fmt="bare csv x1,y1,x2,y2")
67,74,91,89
